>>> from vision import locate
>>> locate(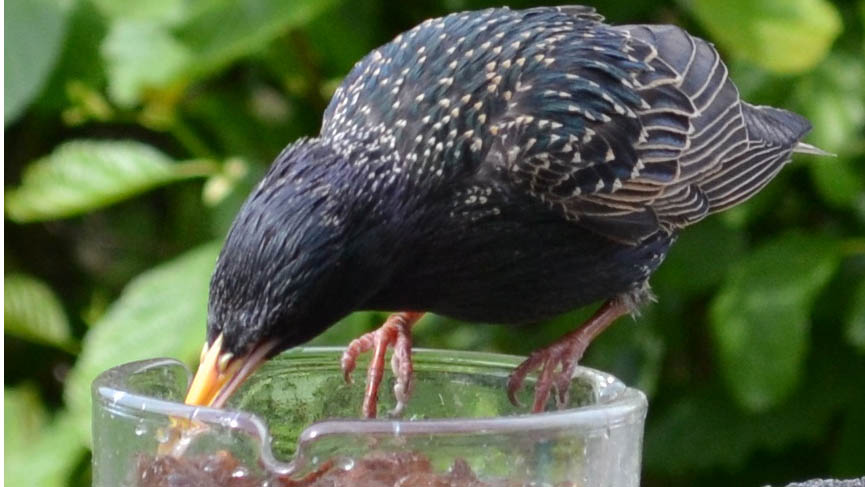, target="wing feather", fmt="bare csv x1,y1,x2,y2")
496,10,813,243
